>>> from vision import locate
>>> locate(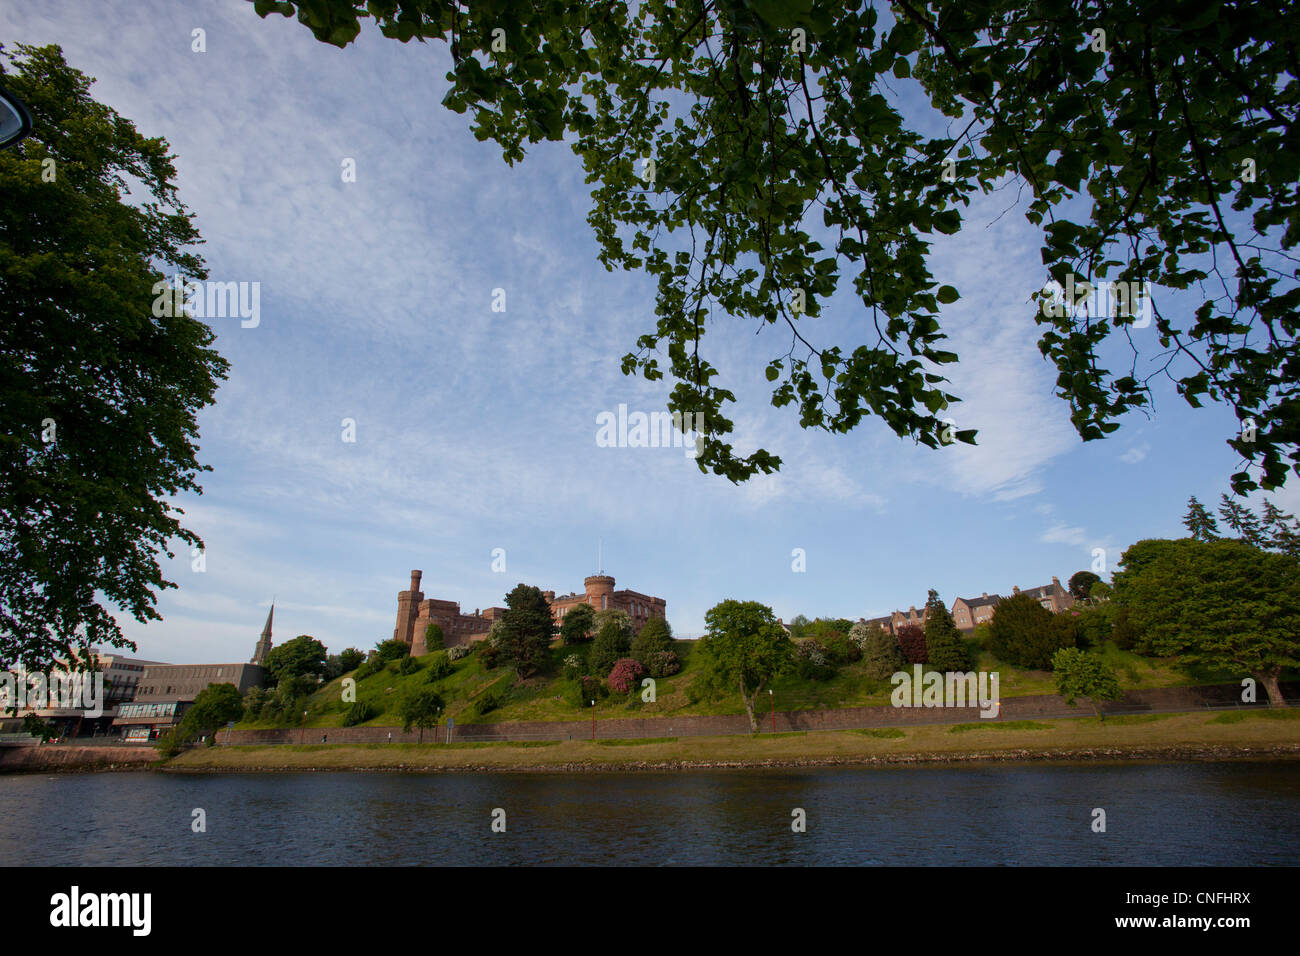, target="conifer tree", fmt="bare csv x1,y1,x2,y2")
924,589,970,672
1182,496,1219,541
